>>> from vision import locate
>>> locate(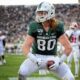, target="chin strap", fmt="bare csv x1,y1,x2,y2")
27,52,37,63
